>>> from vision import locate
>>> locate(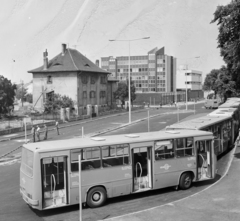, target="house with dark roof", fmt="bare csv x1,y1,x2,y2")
28,44,118,116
